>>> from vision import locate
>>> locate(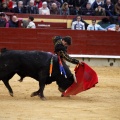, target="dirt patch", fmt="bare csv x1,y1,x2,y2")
0,67,120,120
